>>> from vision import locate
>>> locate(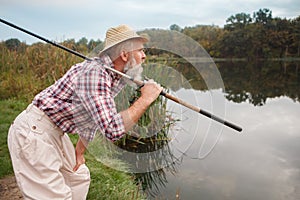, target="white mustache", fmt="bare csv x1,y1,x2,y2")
123,58,143,88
